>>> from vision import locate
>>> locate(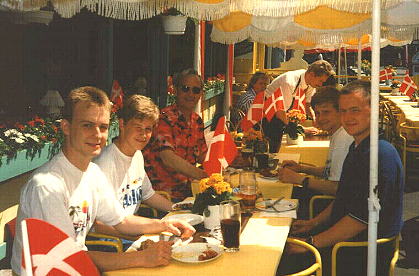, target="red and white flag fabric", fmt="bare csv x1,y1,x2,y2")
21,218,99,276
264,88,285,122
203,116,238,175
240,91,265,131
111,80,124,110
399,75,417,97
379,68,394,81
291,87,307,114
